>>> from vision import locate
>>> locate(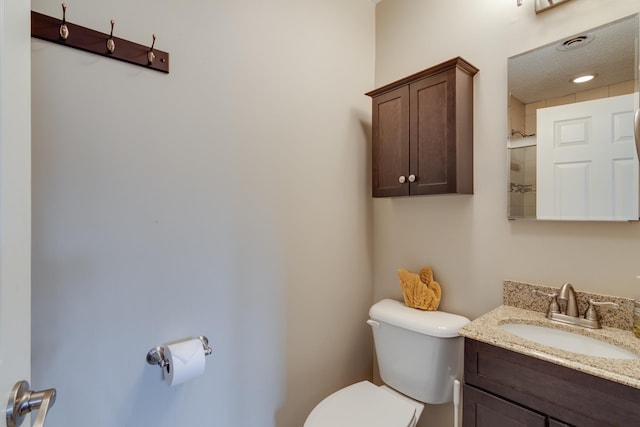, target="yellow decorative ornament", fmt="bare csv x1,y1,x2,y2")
397,267,442,311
